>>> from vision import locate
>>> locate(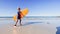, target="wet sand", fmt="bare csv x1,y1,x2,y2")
0,17,60,34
